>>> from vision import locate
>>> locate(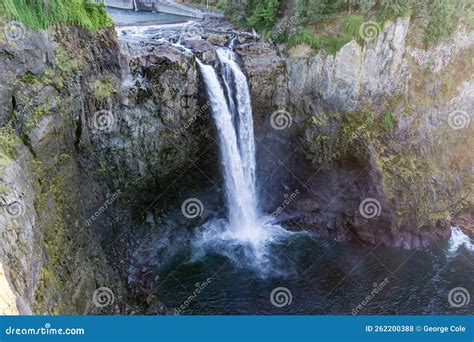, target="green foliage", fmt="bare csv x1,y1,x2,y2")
289,28,320,49
56,46,81,73
246,0,280,31
380,112,393,132
293,0,473,48
297,0,347,24
379,0,412,20
216,0,244,19
342,14,364,45
425,0,459,44
91,76,115,100
289,15,364,54
0,123,19,168
0,0,113,31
